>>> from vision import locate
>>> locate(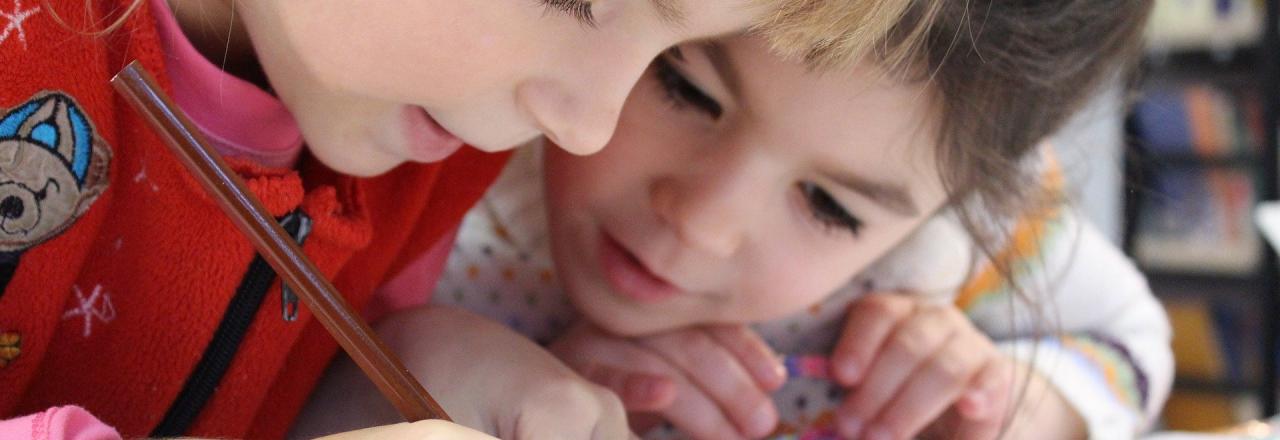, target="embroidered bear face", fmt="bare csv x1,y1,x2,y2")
0,92,111,253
